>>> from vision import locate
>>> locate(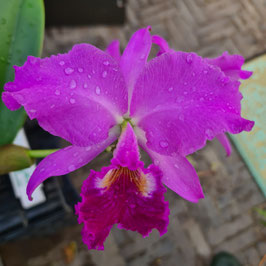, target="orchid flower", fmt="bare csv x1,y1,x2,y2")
2,27,254,250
